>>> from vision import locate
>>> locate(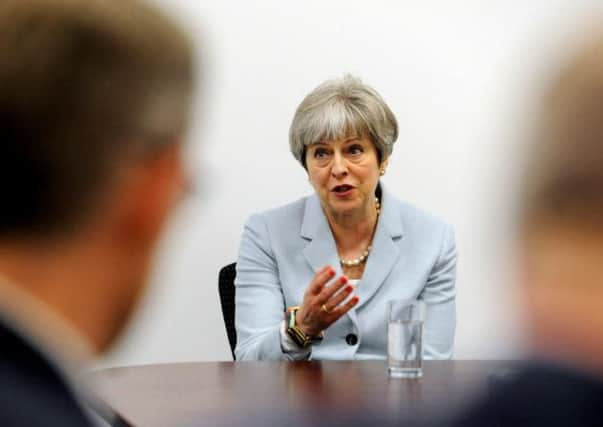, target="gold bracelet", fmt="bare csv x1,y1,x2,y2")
285,306,324,348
